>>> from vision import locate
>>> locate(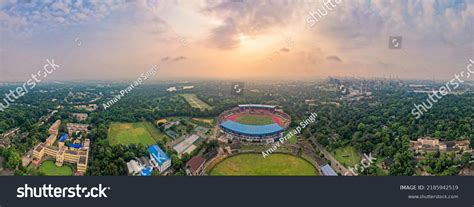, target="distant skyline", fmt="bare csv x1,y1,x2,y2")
0,0,473,81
